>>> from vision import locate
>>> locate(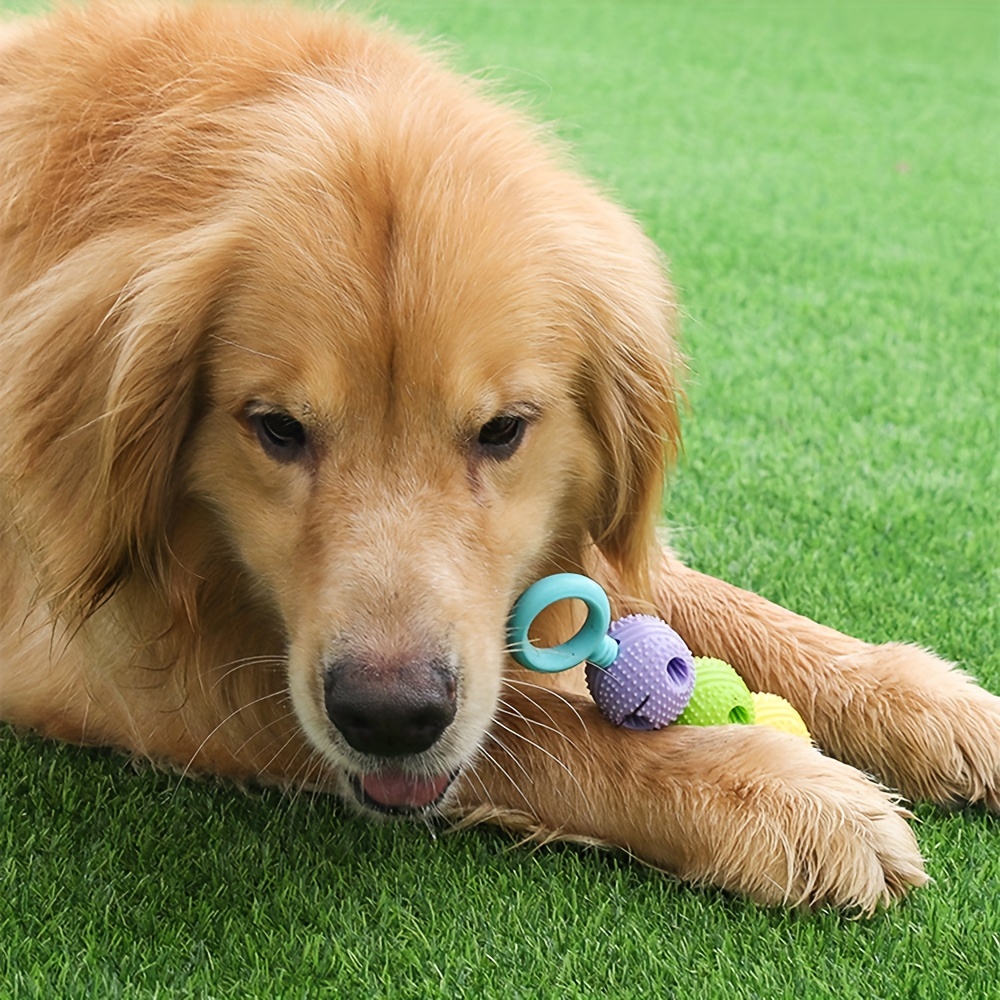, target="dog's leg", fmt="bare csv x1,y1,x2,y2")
453,685,926,910
648,551,1000,810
